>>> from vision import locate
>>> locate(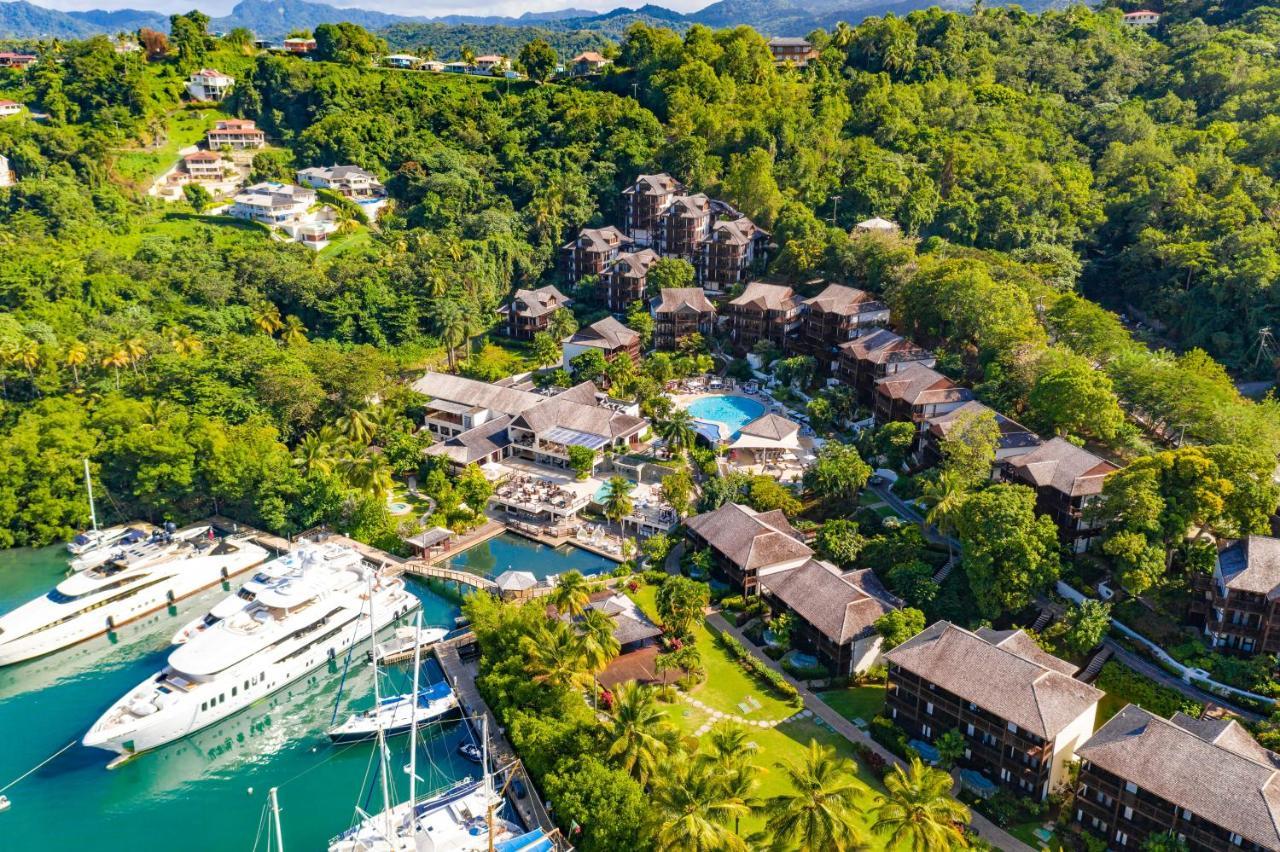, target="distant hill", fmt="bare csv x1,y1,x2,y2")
0,0,1075,42
380,22,613,61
